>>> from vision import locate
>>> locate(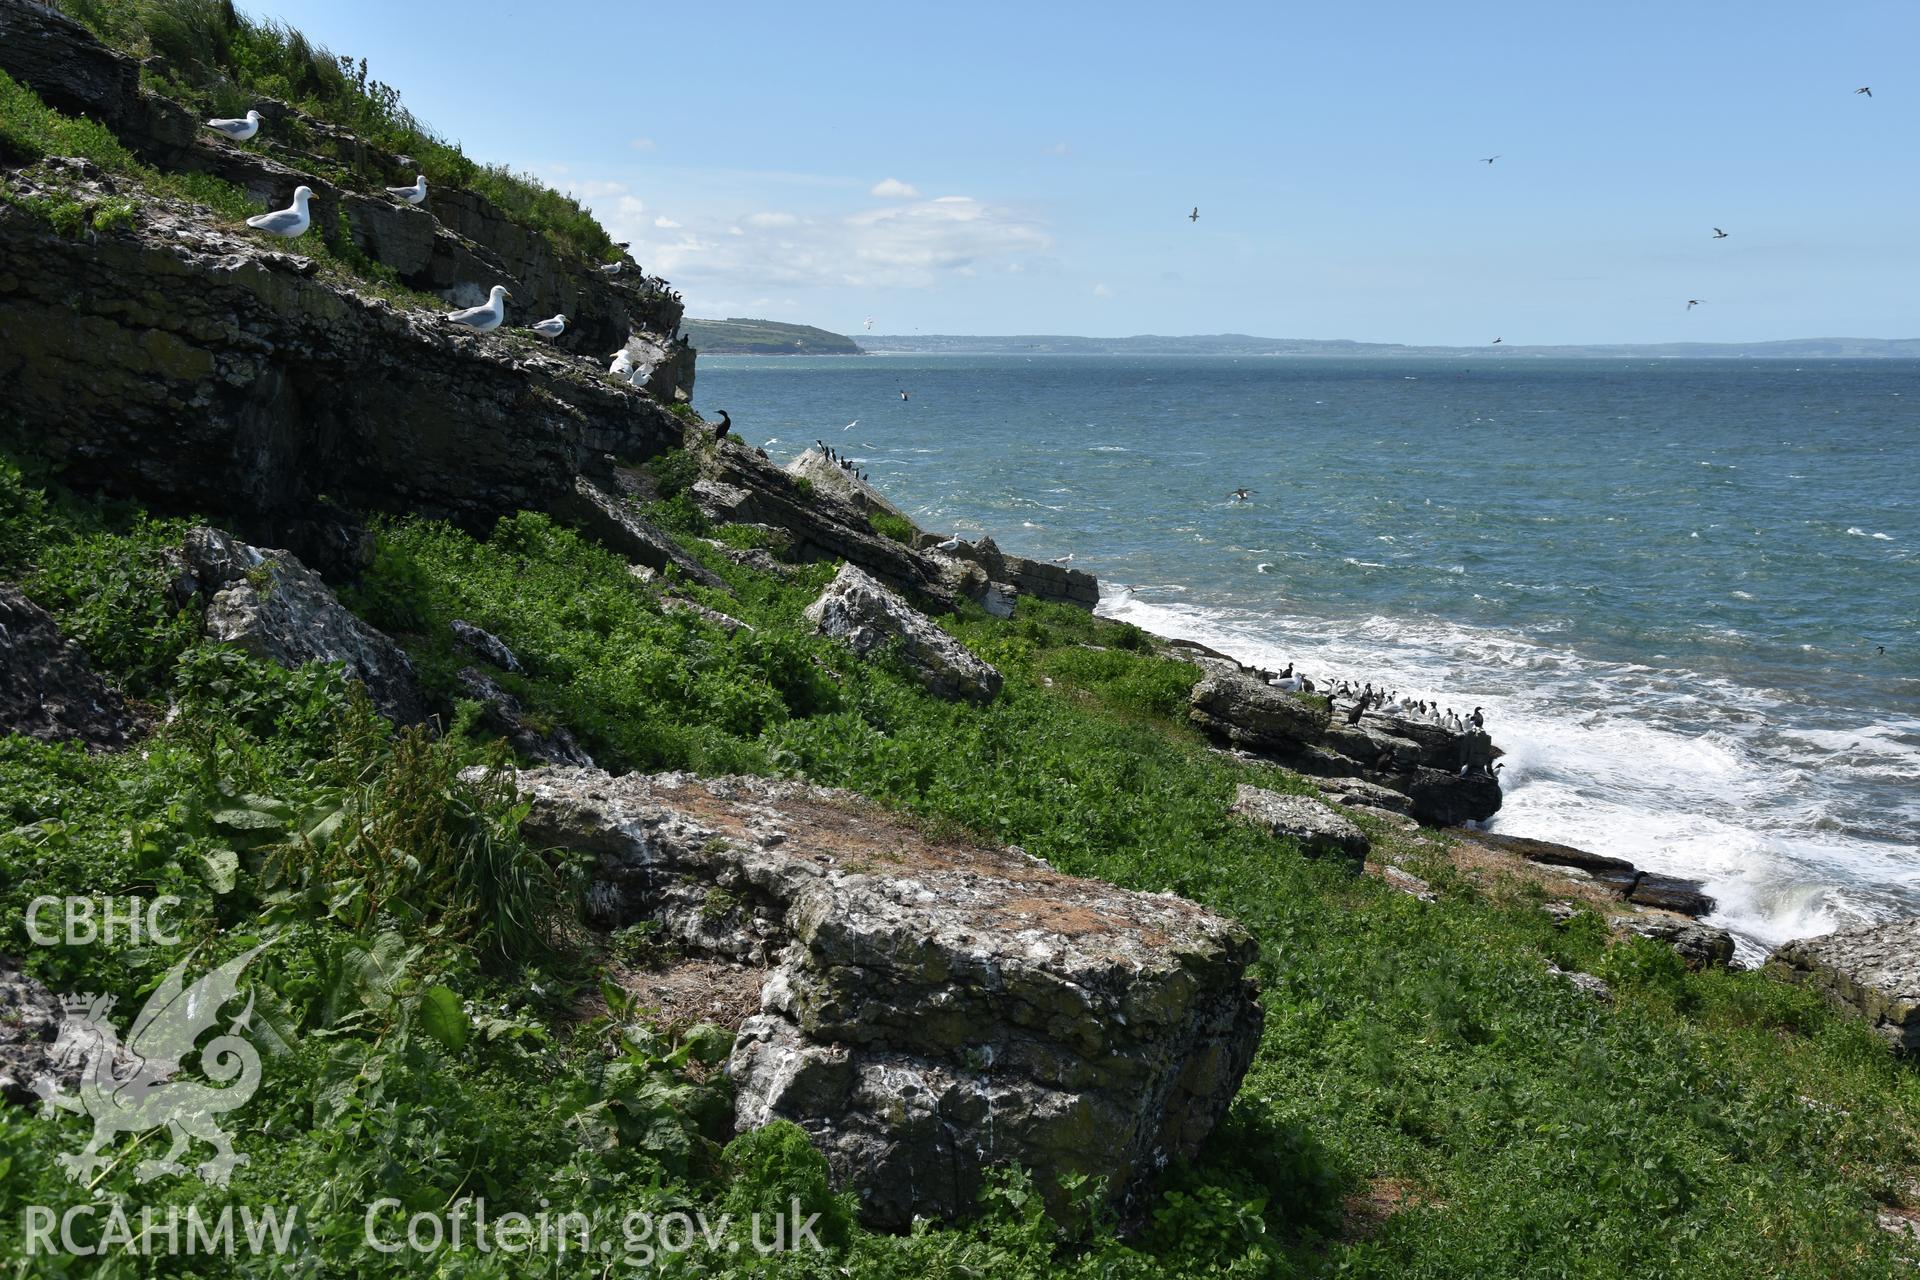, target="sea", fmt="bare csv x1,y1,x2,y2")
694,354,1920,960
